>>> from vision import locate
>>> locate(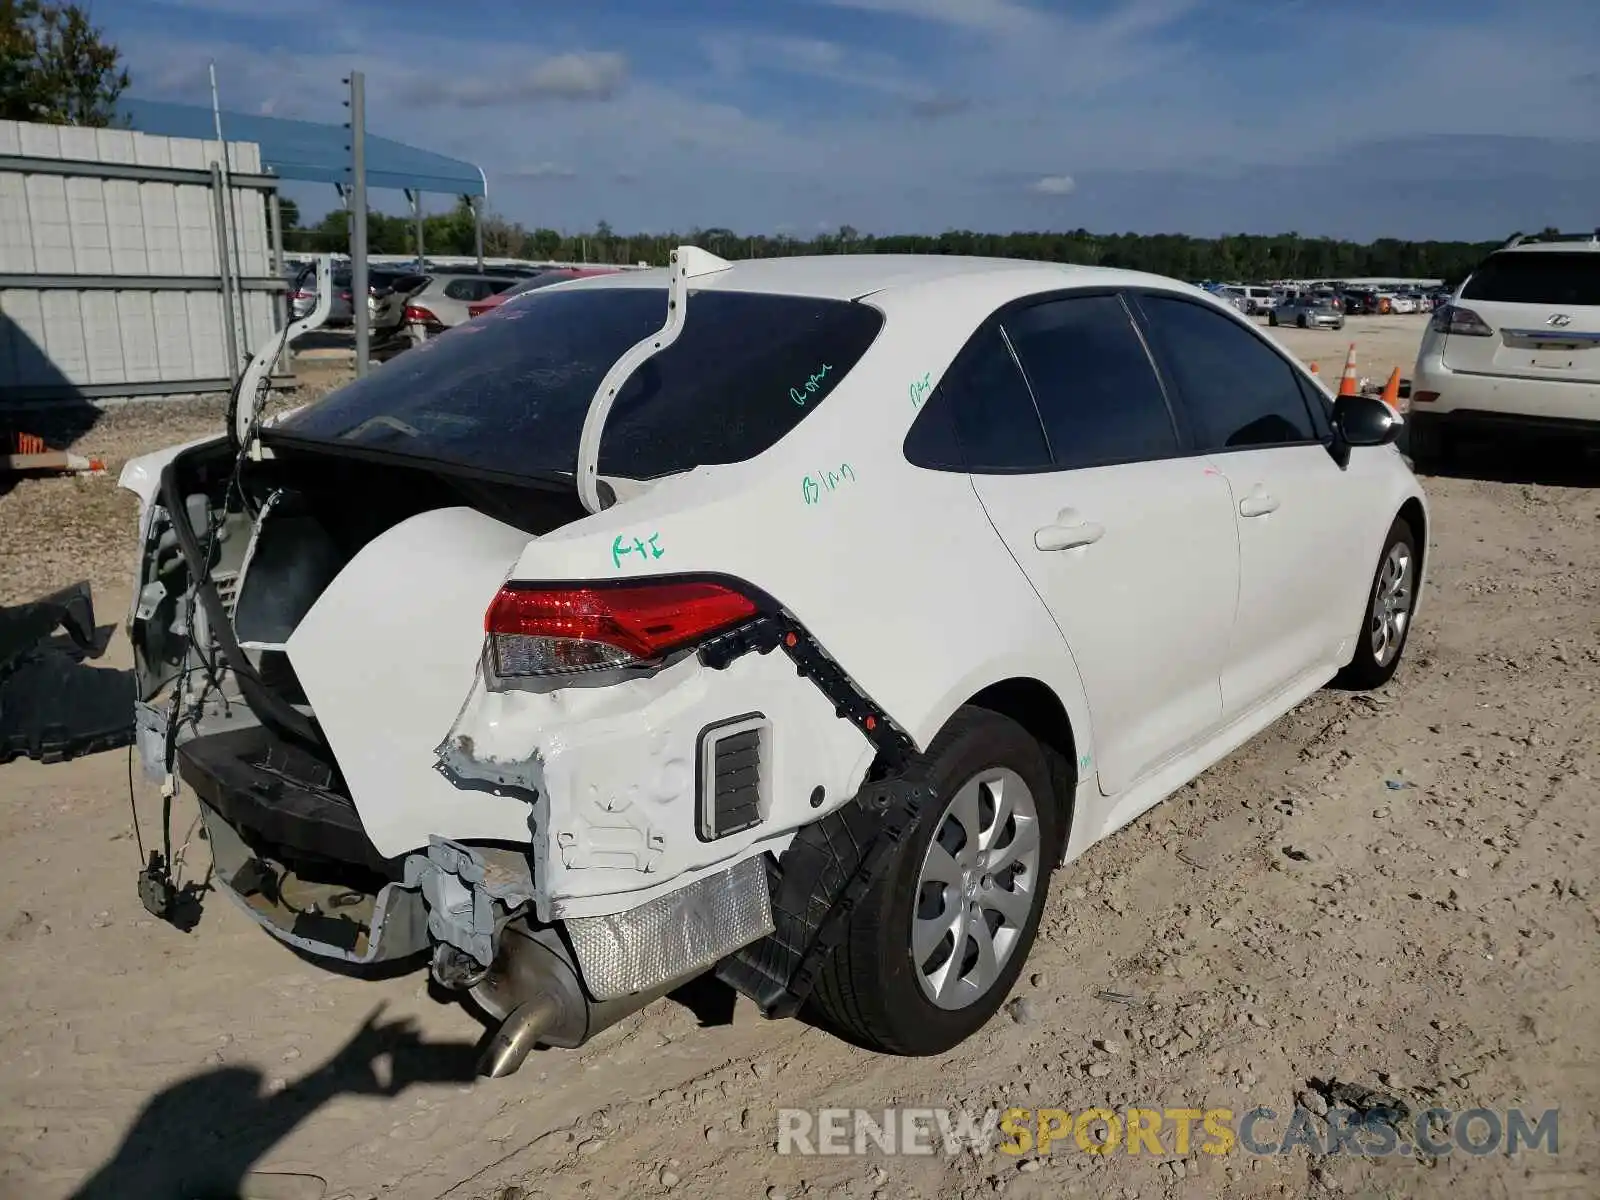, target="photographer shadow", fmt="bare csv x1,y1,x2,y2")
69,1005,478,1200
